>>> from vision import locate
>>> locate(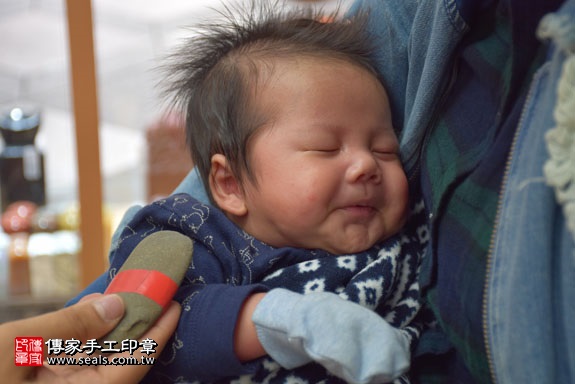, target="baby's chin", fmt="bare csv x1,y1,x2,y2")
317,236,383,255
310,219,396,255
